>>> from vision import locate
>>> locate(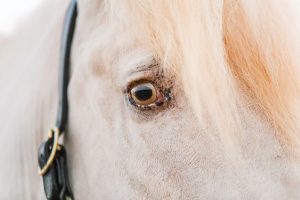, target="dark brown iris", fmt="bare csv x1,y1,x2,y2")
130,82,157,106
